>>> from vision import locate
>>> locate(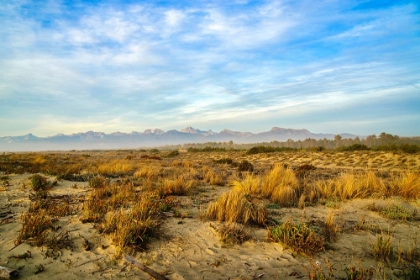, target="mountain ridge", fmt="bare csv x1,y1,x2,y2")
0,126,360,151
